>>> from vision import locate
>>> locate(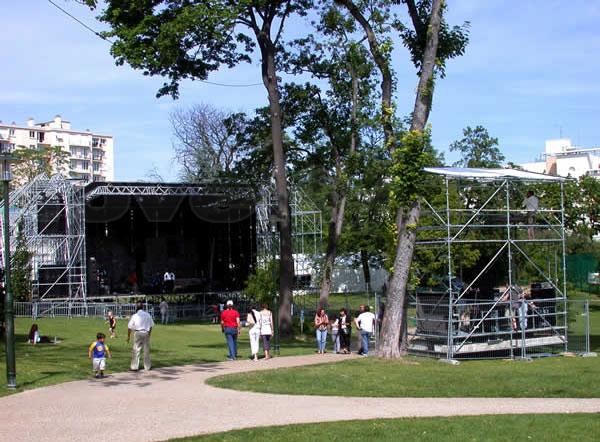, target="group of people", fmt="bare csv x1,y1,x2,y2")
220,300,274,361
88,302,155,378
219,301,378,361
314,304,376,356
